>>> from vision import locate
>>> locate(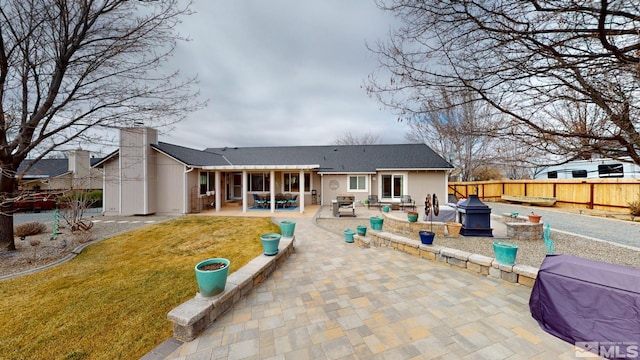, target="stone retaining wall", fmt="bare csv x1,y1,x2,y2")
356,231,538,287
167,236,295,342
381,213,446,238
